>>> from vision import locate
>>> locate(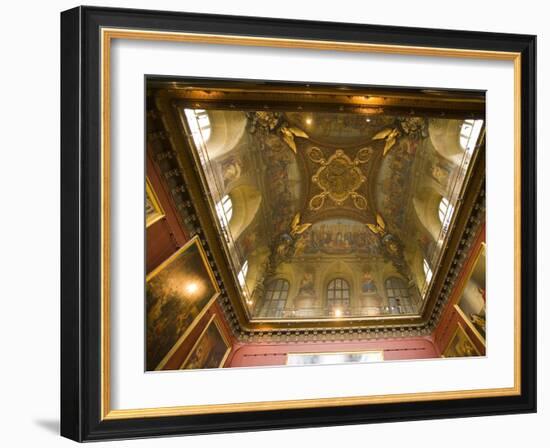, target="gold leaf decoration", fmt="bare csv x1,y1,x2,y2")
367,223,381,235
294,223,312,235
308,146,325,164
289,127,309,139
376,213,386,230
383,137,397,156
290,212,312,236
281,130,297,153
373,127,400,156
291,213,301,230
372,128,393,140
351,194,368,210
356,147,373,163
309,194,326,211
280,126,308,153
